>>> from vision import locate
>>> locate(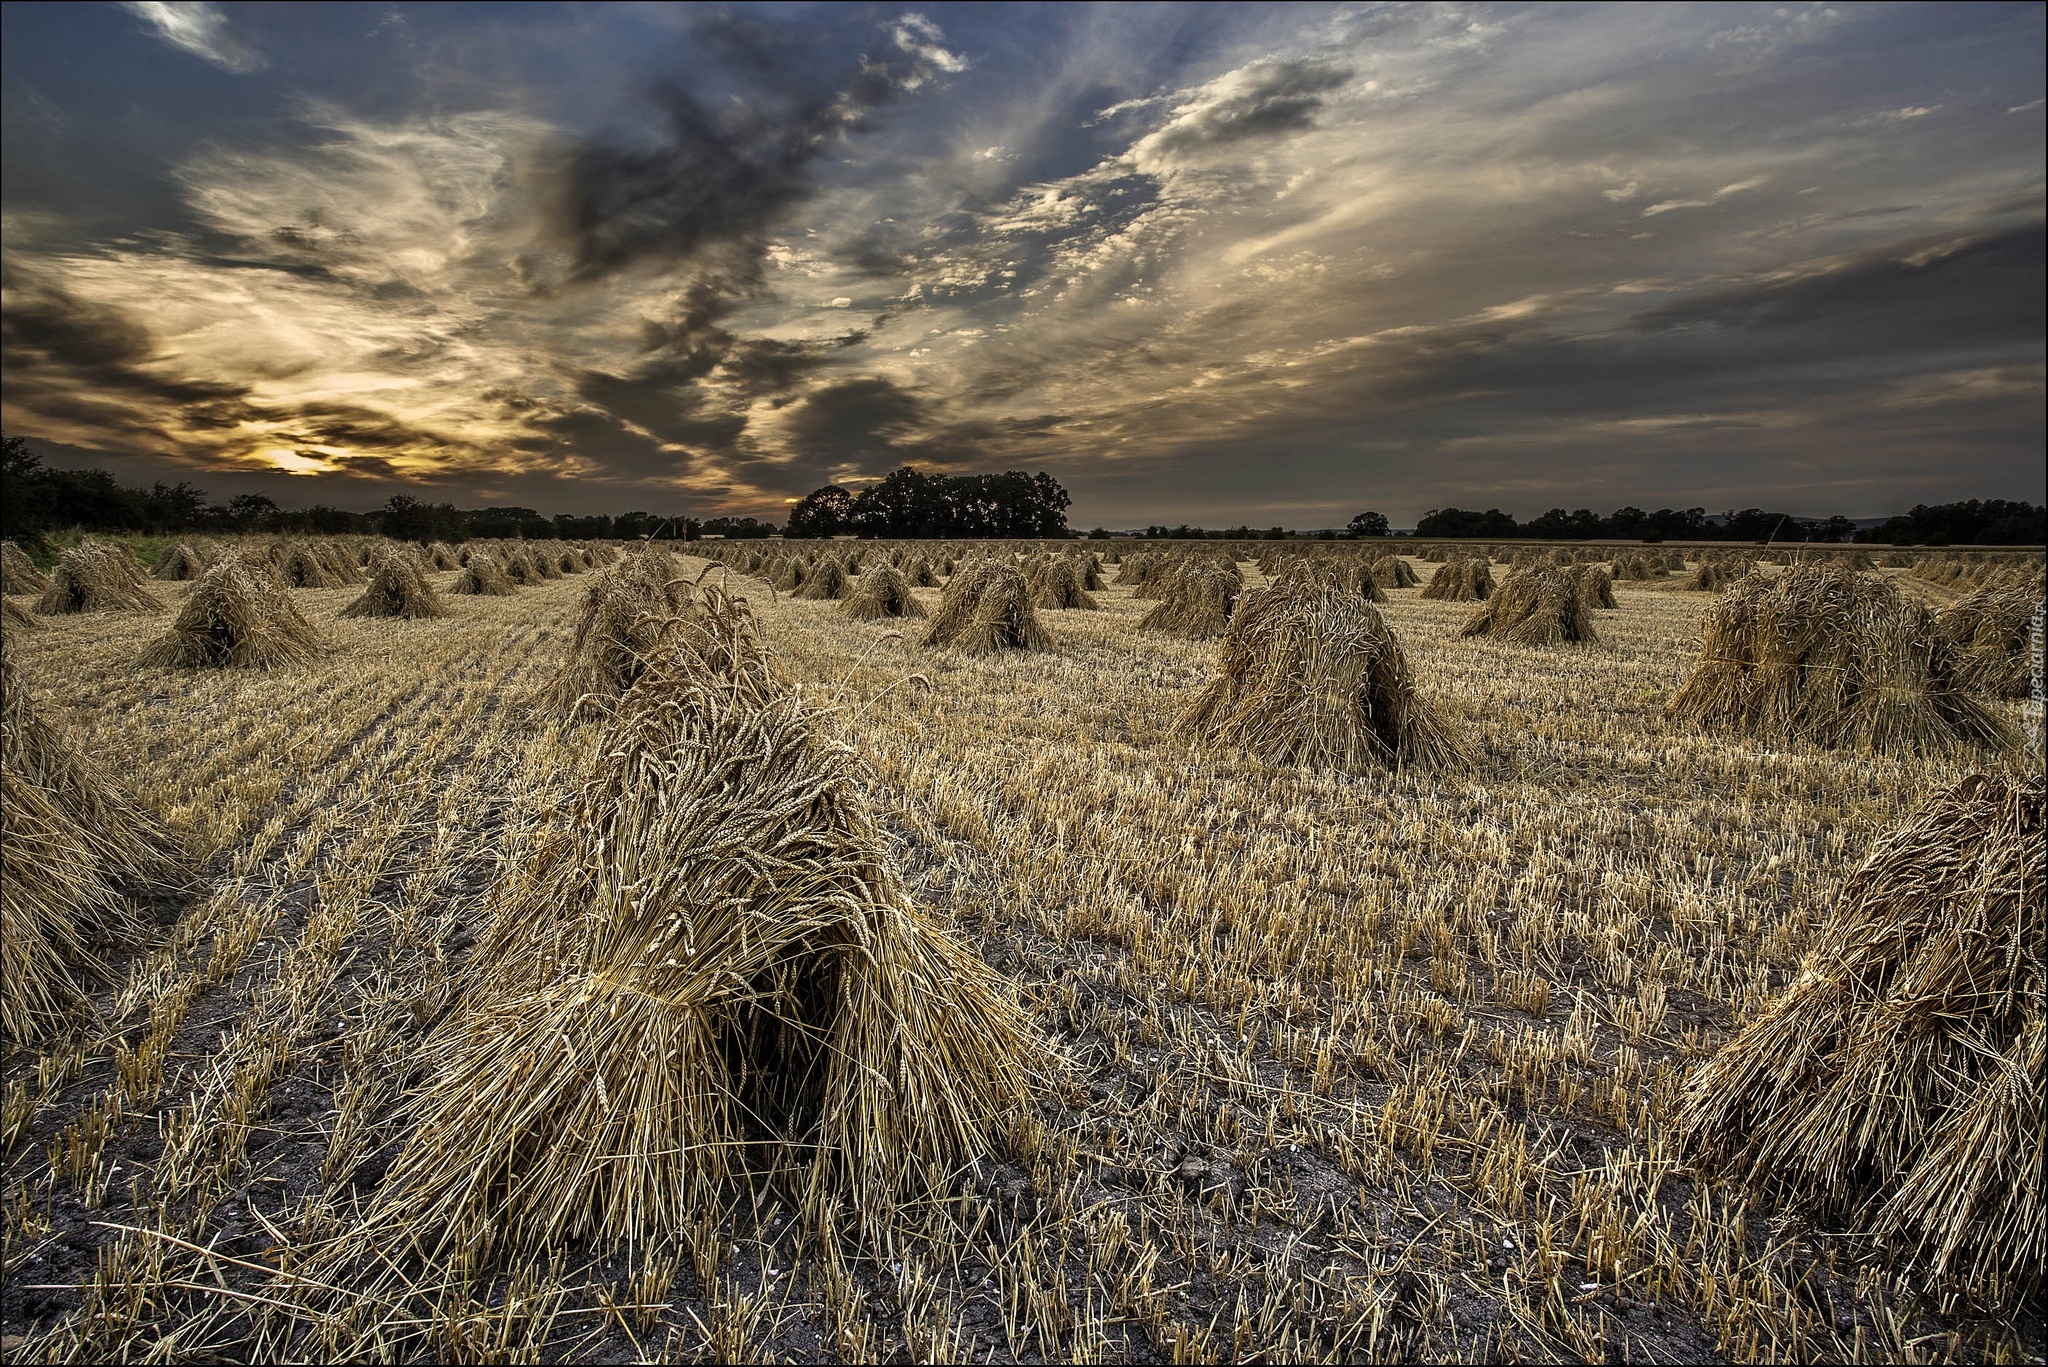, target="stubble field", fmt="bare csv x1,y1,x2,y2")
0,547,2036,1364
